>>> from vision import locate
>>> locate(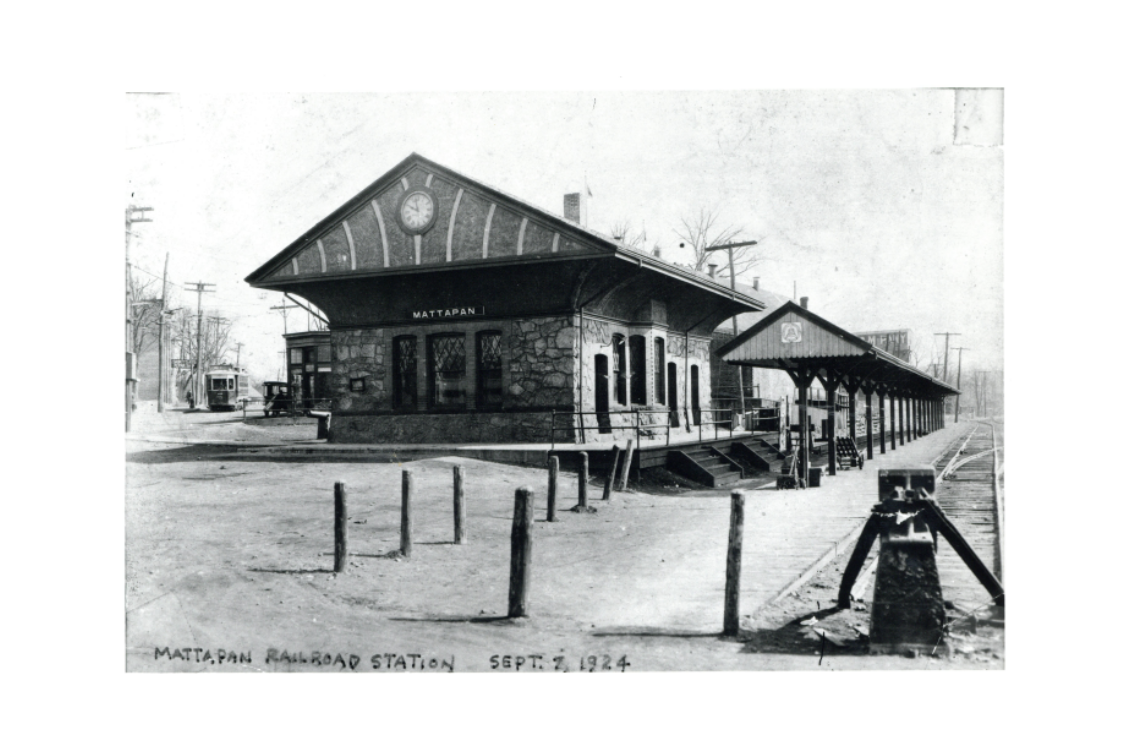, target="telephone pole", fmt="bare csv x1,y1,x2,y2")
703,239,759,421
157,252,169,413
184,281,215,407
125,206,153,431
934,331,960,419
271,298,299,335
952,346,968,422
